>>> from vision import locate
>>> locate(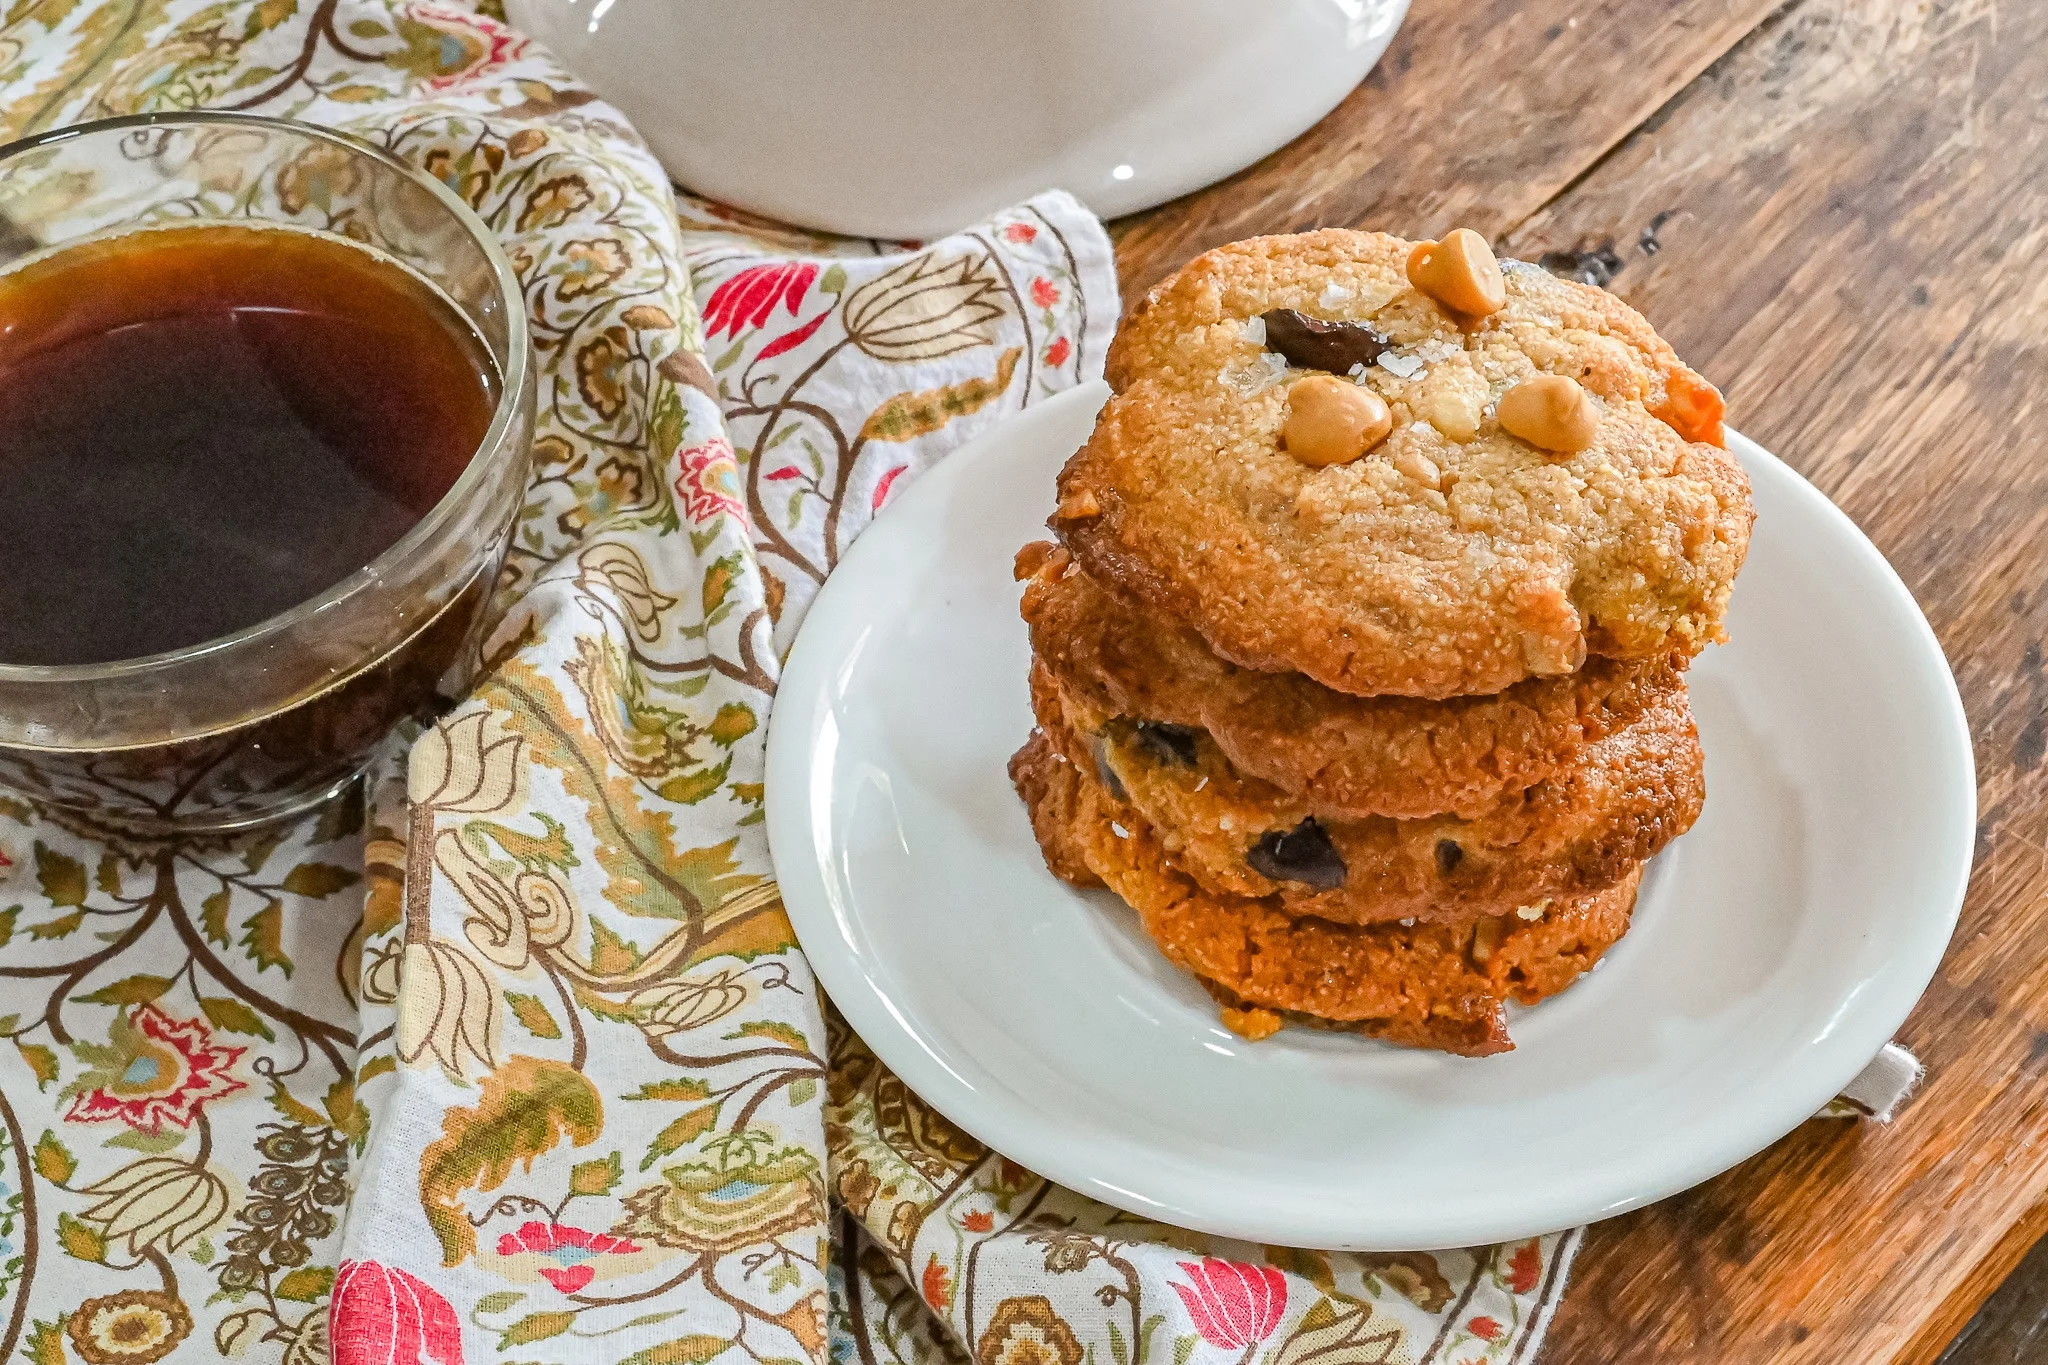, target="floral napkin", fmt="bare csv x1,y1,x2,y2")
0,4,1911,1365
